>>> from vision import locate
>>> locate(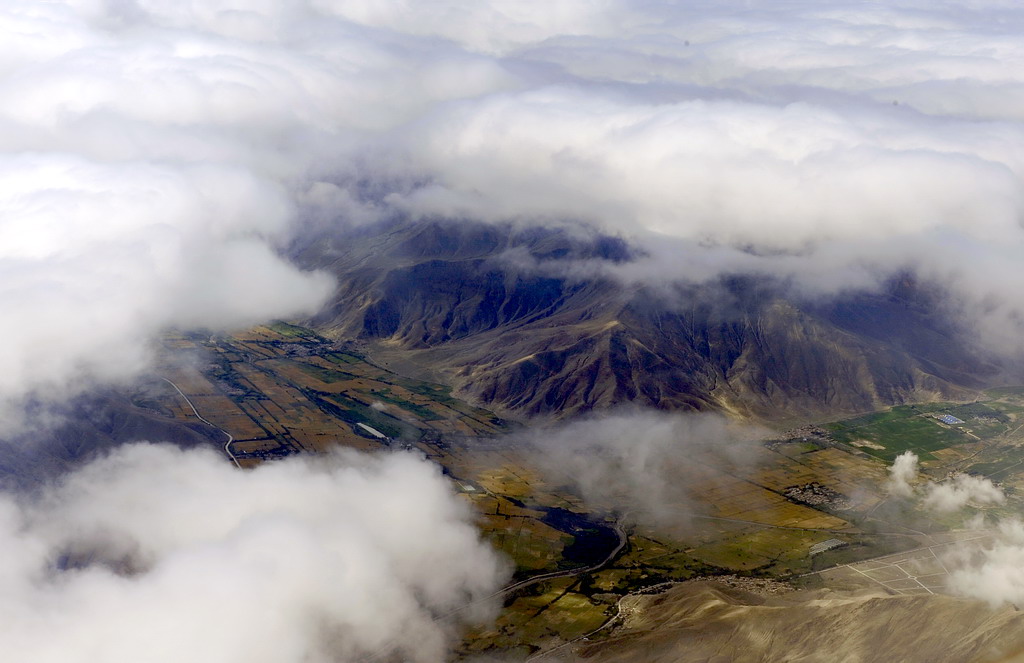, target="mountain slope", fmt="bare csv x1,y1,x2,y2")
0,387,223,489
298,220,994,421
577,581,1024,663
